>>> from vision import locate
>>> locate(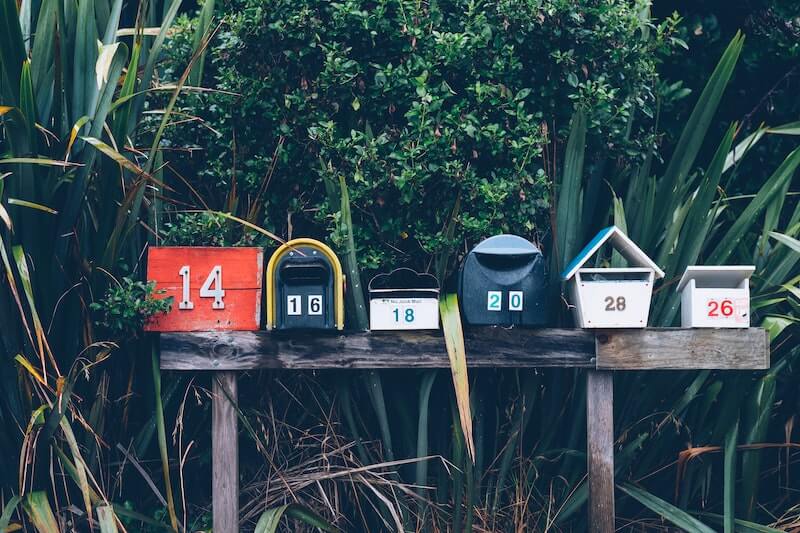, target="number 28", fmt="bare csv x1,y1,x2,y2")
604,296,626,311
